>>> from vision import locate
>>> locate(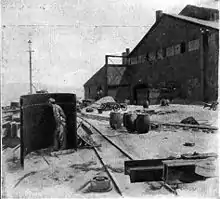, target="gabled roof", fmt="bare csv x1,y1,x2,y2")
179,4,219,21
167,13,219,30
84,65,106,87
128,12,219,57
